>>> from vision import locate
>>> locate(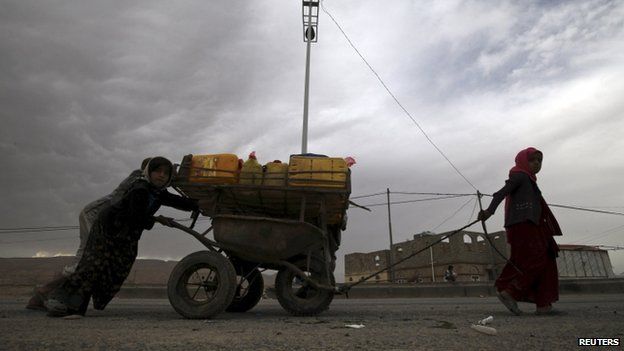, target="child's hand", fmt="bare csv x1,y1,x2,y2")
478,210,491,221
